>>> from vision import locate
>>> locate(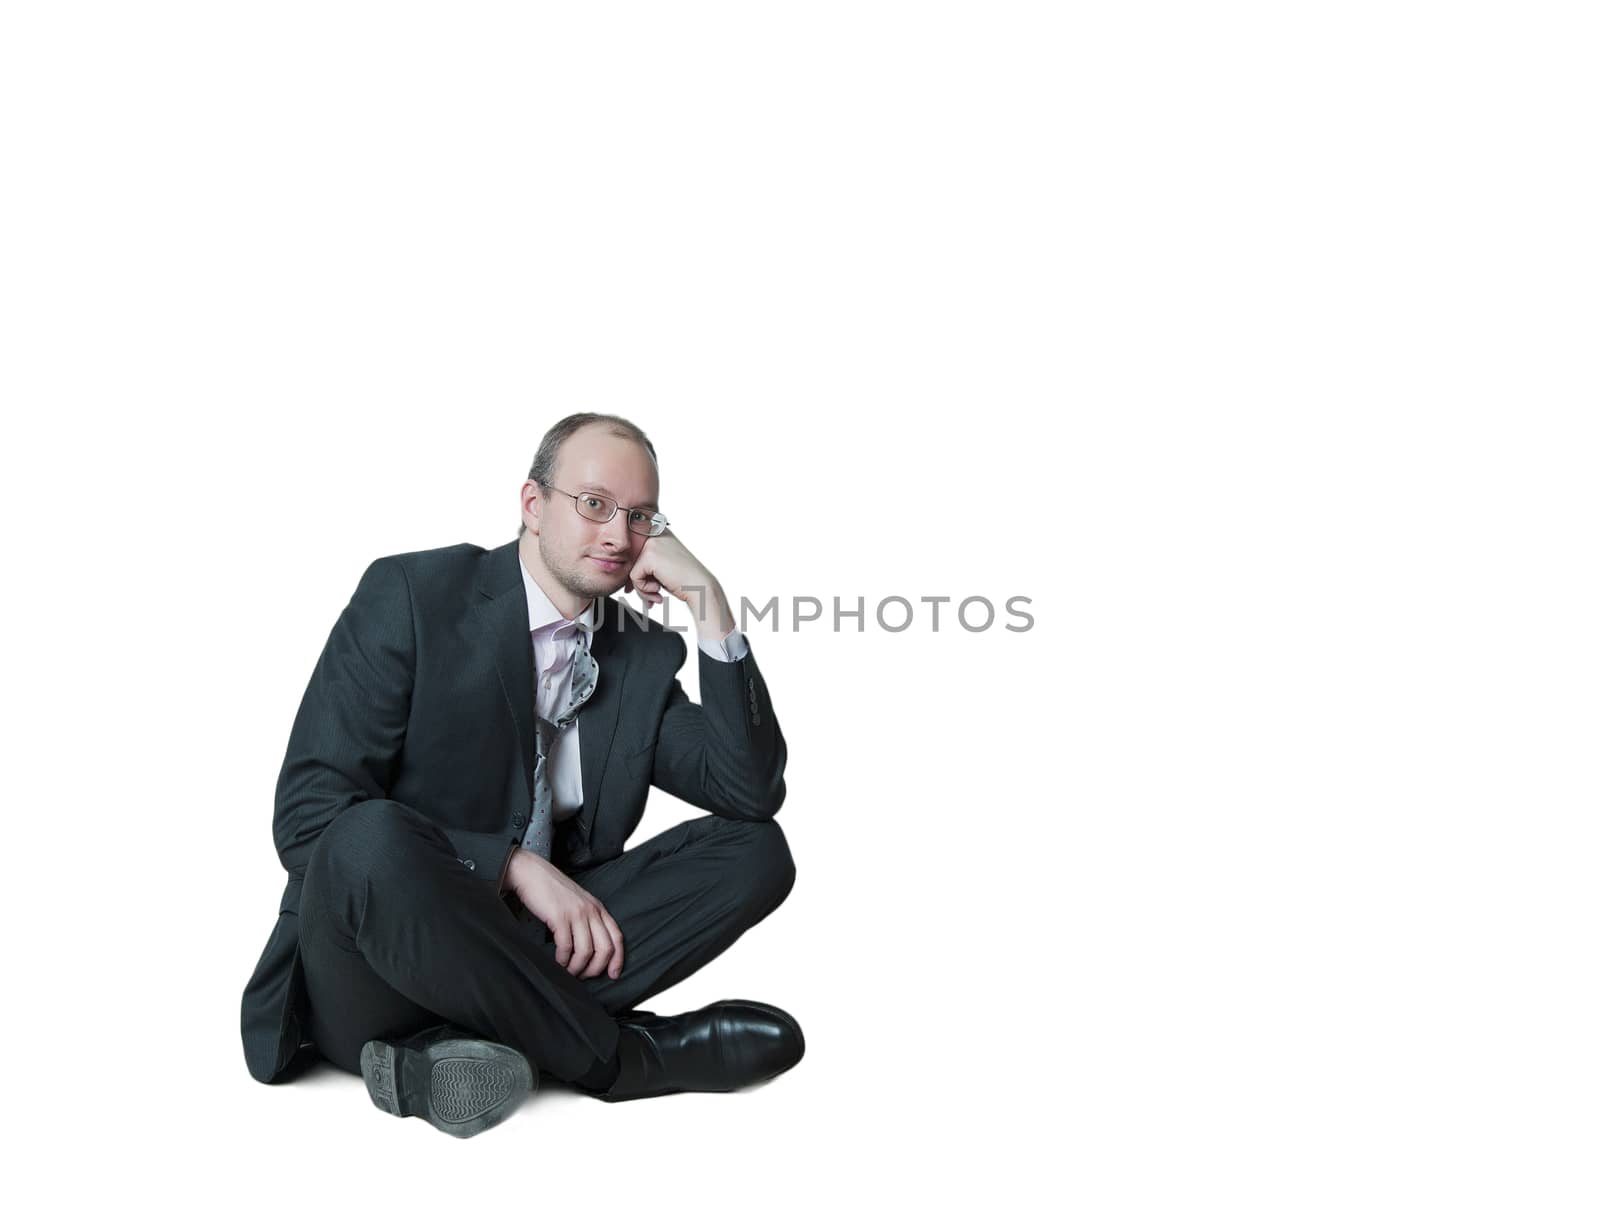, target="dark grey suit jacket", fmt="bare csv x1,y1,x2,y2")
240,538,787,1083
